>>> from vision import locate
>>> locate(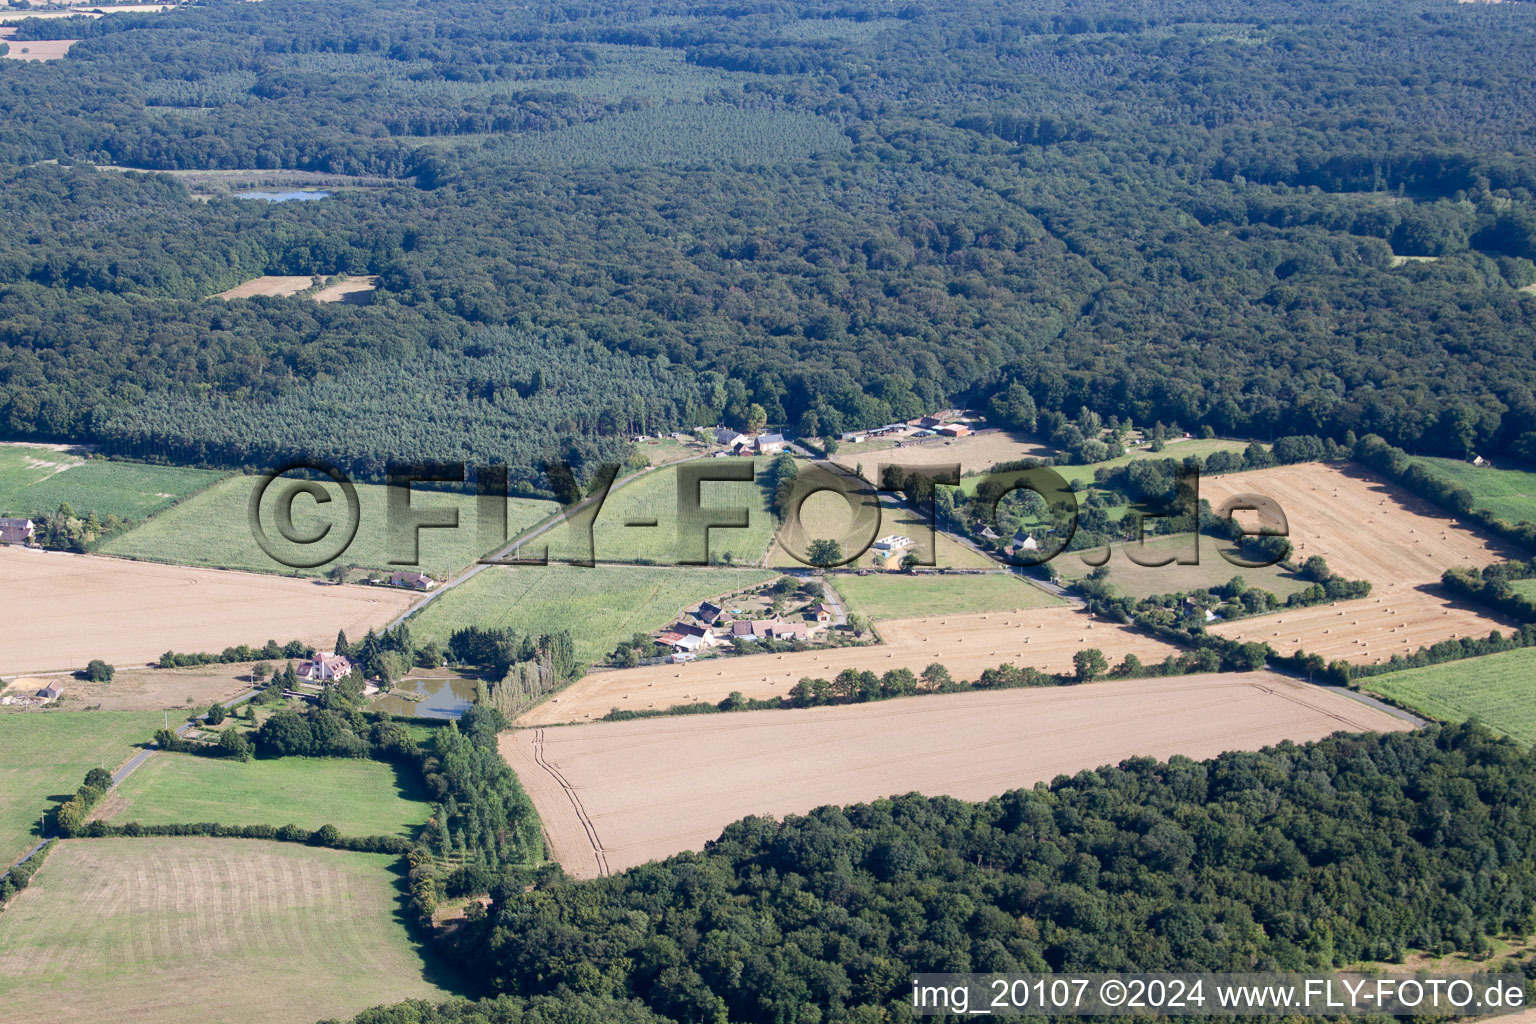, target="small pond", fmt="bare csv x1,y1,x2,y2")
372,673,478,720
